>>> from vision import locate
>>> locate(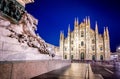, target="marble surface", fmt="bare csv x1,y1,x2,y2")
32,63,96,79
0,60,71,79
0,14,60,61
